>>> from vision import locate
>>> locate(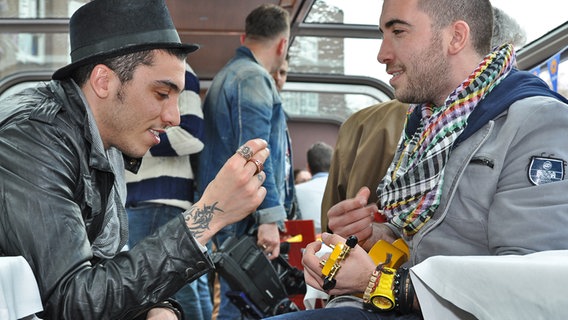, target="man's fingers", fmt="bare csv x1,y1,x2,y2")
235,138,266,159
